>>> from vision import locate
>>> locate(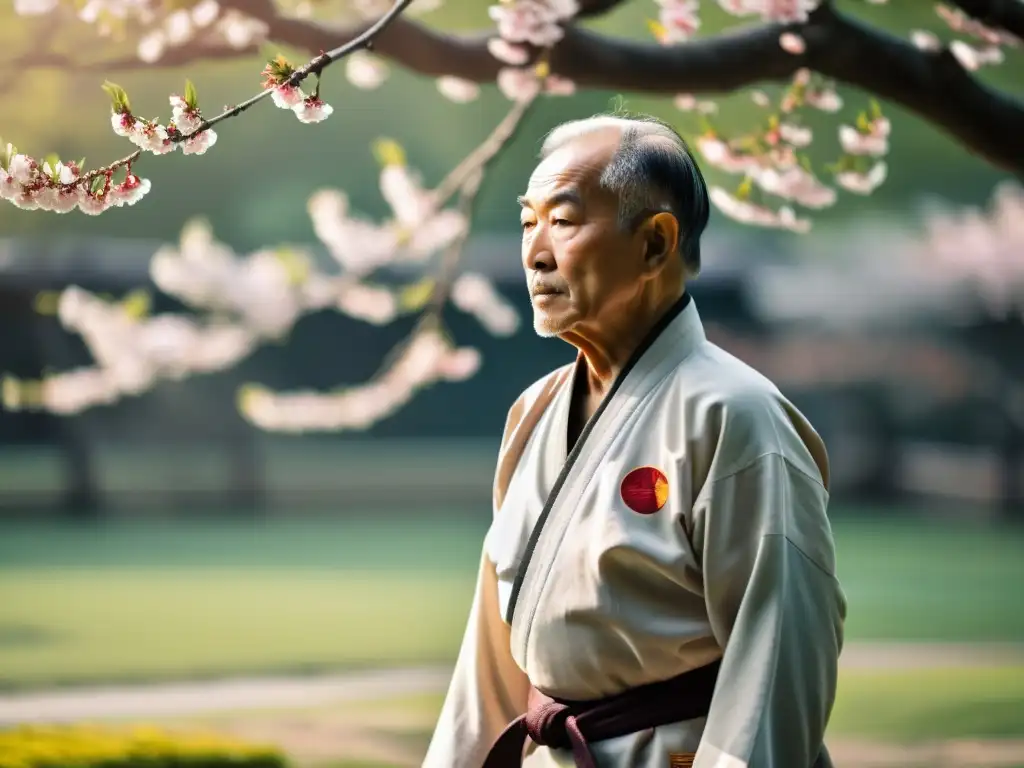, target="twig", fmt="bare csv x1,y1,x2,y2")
374,94,536,374
429,94,536,219
66,0,415,191
186,0,415,136
426,94,536,314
